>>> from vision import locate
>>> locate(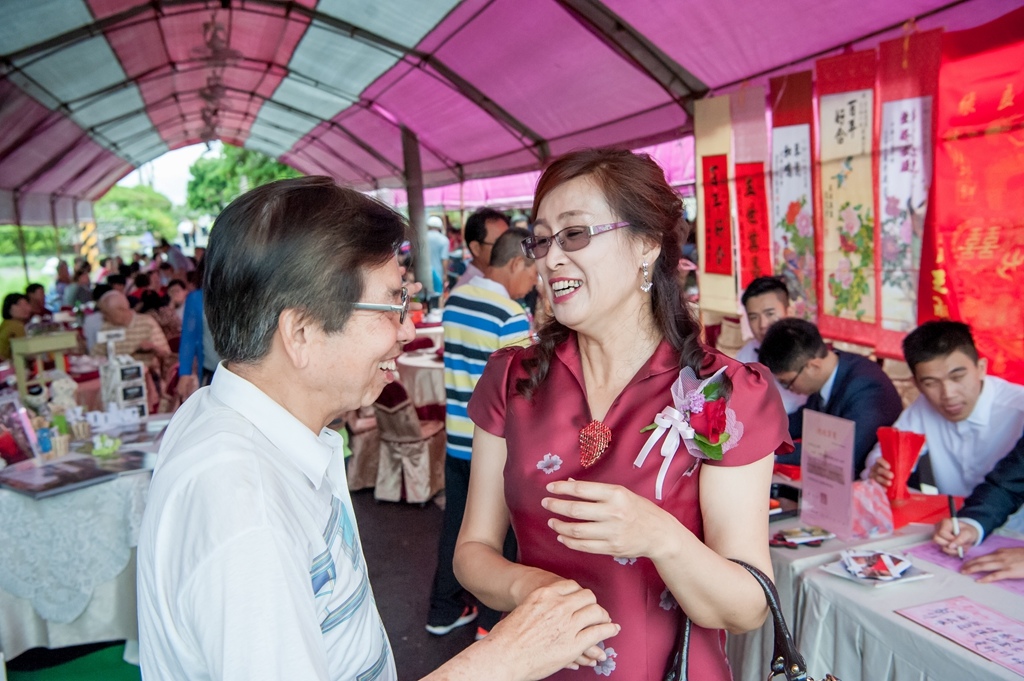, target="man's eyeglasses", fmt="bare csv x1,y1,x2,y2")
778,361,808,391
521,221,630,260
351,287,409,325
